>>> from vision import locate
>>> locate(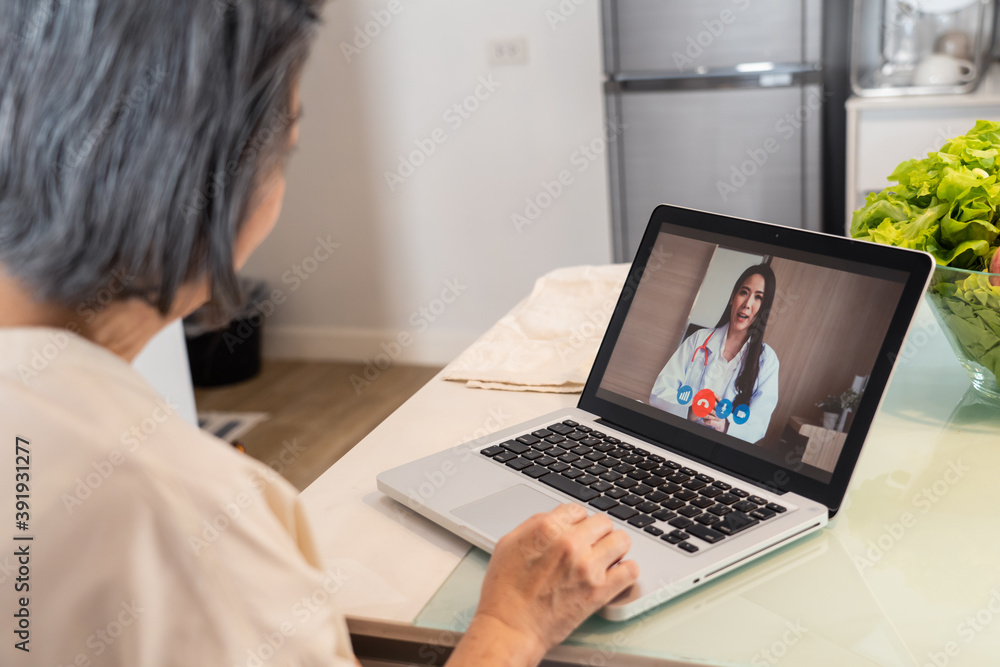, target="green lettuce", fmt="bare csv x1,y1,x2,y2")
851,120,1000,382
